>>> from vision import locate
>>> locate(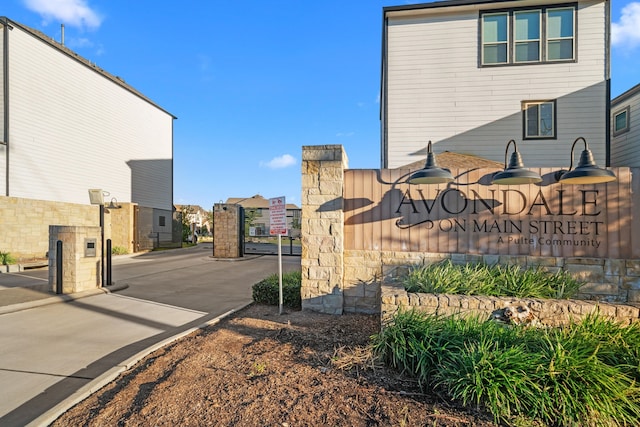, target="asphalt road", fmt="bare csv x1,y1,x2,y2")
112,243,301,312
